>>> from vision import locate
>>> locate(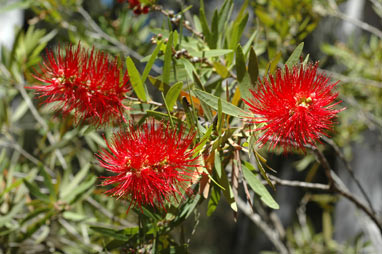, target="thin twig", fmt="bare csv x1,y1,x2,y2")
318,68,382,88
341,96,382,128
59,218,103,251
236,197,289,254
268,175,330,191
312,147,382,235
152,5,205,40
0,139,54,176
329,9,382,39
16,83,68,170
77,5,162,74
125,95,163,107
85,197,137,227
322,136,375,214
